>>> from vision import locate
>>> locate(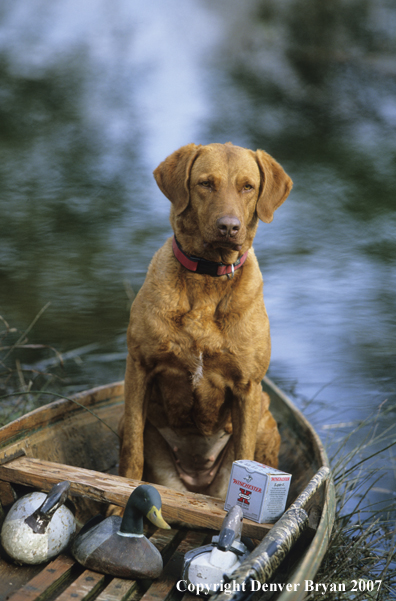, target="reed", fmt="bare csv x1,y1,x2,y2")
0,308,66,425
309,408,396,600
